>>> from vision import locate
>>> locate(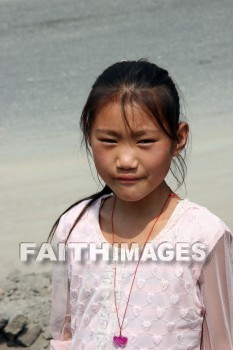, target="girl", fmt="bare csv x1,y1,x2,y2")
48,59,233,350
